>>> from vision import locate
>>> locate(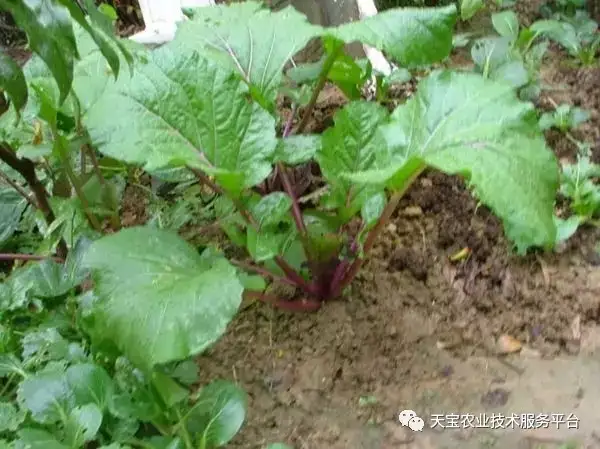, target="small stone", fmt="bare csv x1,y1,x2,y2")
496,334,522,354
481,388,511,407
386,223,398,233
519,346,541,358
402,206,423,217
421,178,433,188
